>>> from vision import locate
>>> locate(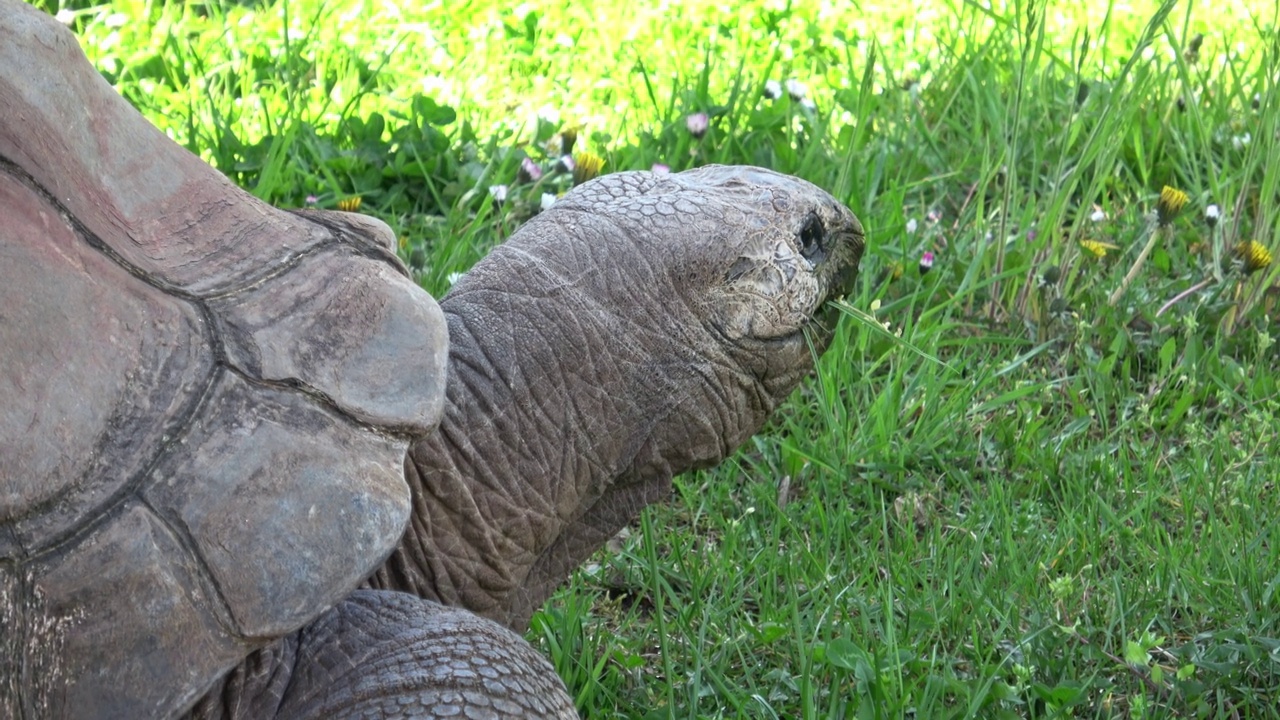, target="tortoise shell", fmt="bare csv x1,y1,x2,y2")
0,4,448,717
